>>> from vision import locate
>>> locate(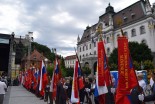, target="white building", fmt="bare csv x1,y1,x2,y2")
64,55,76,68
77,0,155,76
